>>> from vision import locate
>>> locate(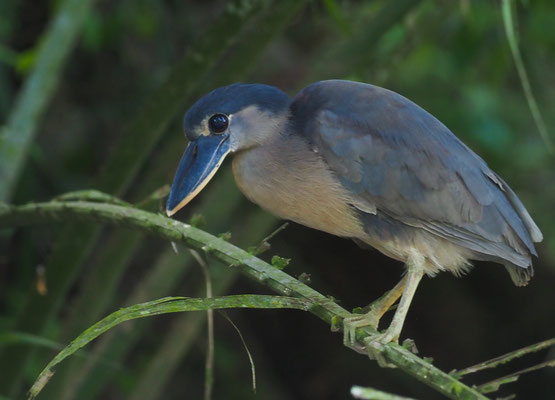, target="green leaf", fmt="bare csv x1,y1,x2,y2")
271,255,290,270
190,213,207,228
218,231,232,241
29,295,309,399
